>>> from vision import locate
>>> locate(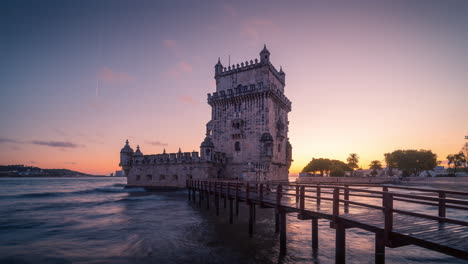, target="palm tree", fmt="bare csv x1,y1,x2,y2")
369,160,382,177
347,153,359,176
